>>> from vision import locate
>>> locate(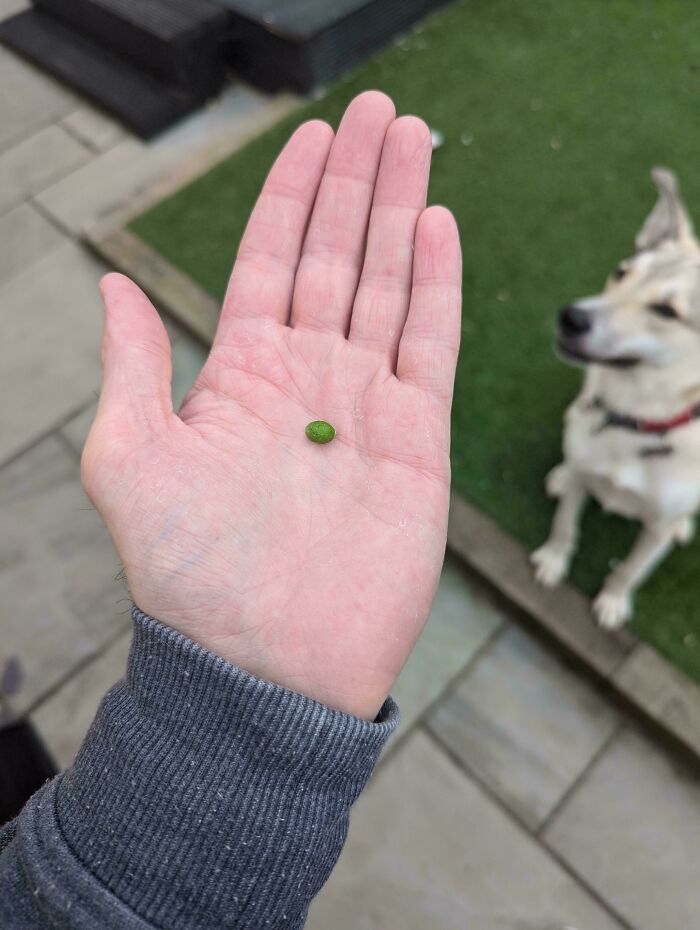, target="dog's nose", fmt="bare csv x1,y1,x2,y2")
559,305,592,336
